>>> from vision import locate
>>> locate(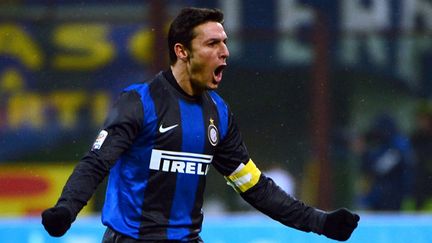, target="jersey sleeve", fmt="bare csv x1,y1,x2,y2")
212,105,326,235
55,90,144,220
240,174,327,234
212,111,250,175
